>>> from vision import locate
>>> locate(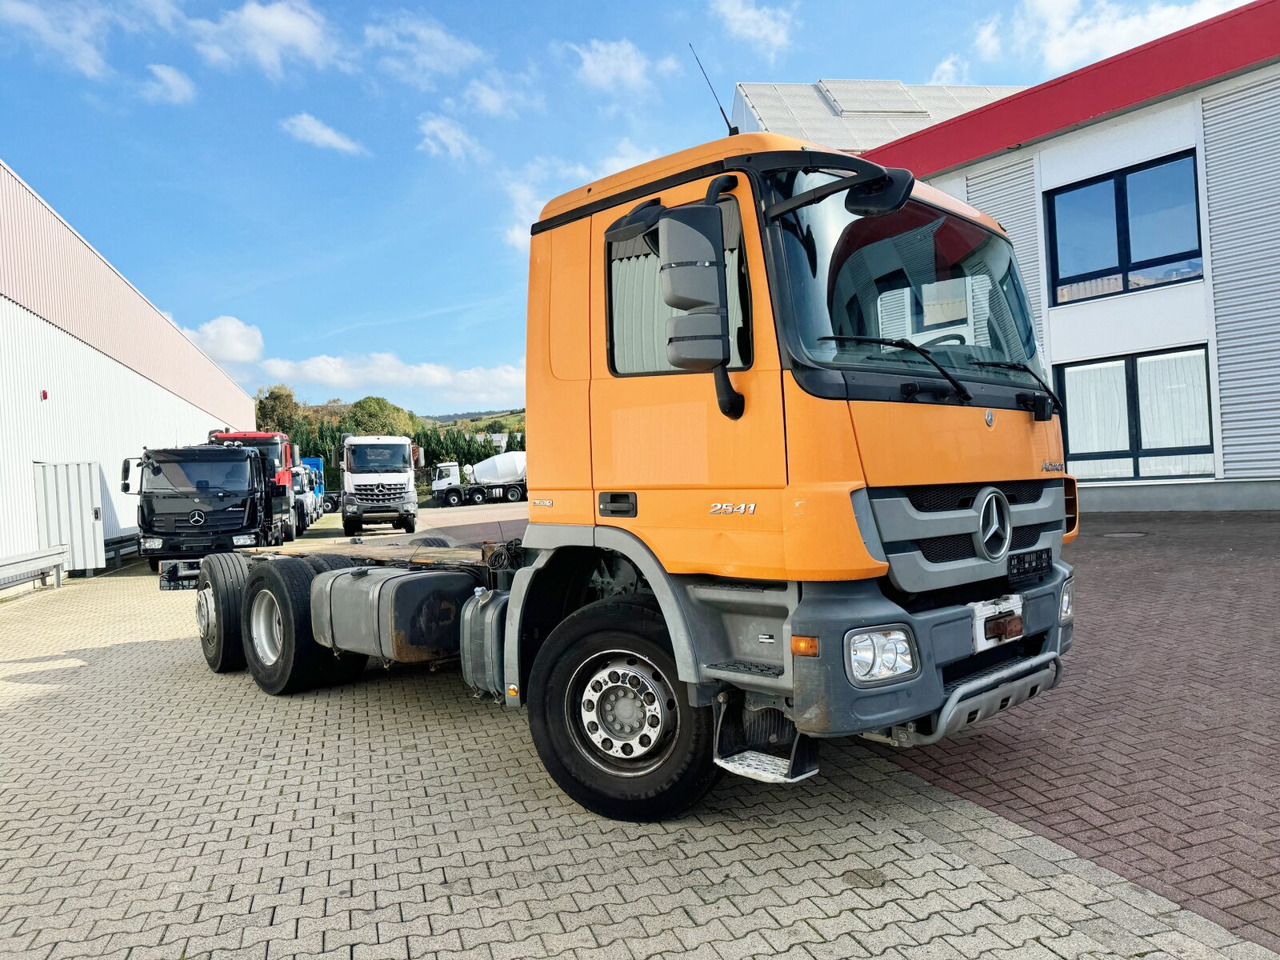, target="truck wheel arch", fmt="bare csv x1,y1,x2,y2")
504,525,698,707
